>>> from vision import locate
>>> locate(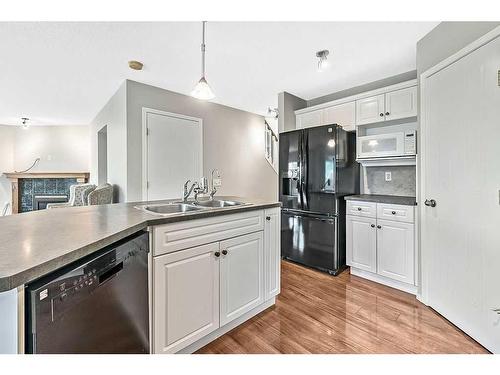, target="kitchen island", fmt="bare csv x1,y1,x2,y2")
0,197,281,354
